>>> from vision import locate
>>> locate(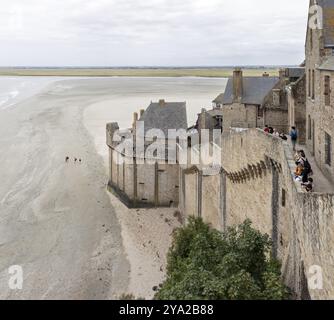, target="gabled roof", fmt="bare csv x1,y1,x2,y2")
318,55,334,71
319,0,334,47
139,100,188,135
213,93,224,104
214,76,279,106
